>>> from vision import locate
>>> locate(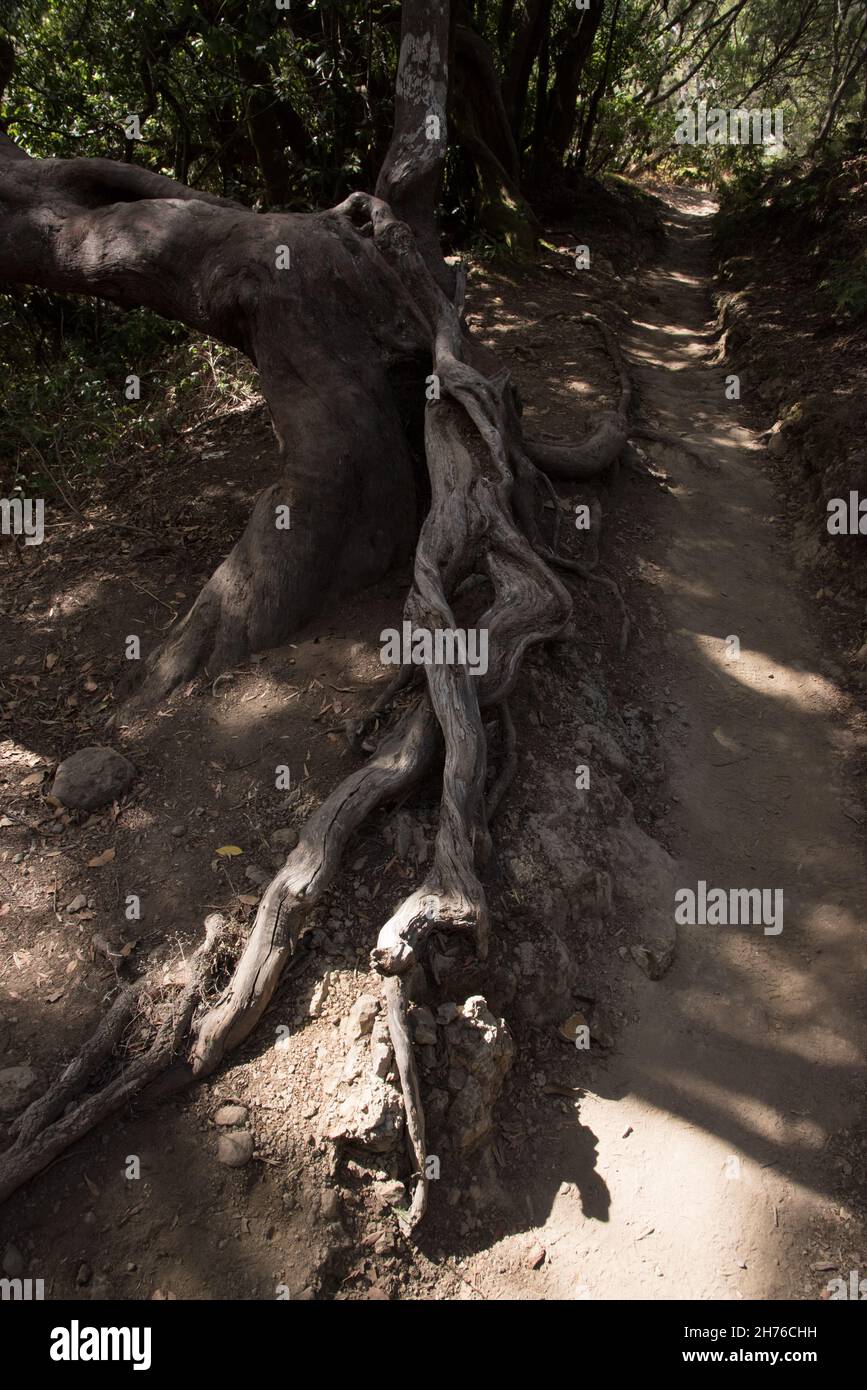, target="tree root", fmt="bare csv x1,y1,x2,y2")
0,915,225,1206
0,191,647,1226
